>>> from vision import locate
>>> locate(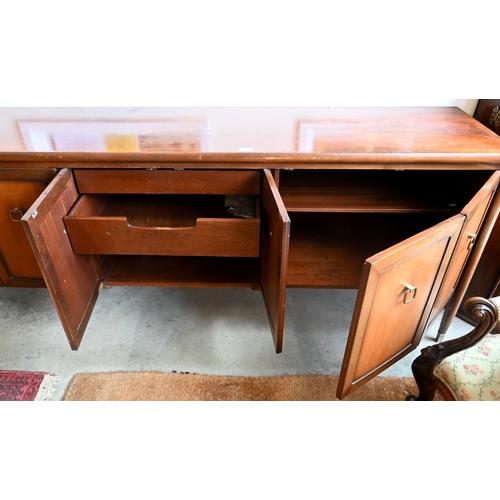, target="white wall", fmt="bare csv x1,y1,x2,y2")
0,1,494,114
